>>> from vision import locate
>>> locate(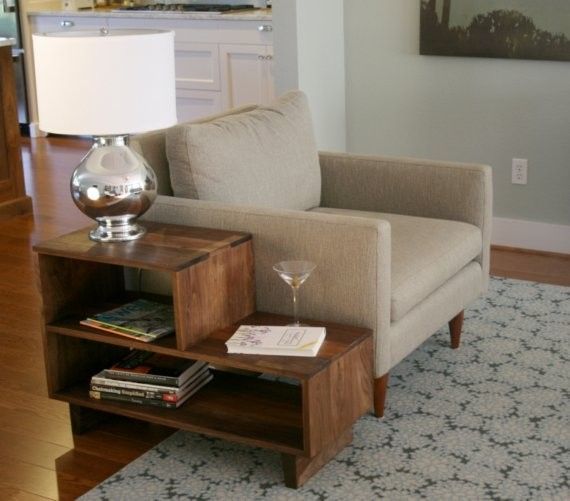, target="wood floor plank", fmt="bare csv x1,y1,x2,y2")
0,388,69,422
0,484,51,501
0,457,58,500
491,245,570,286
0,429,68,470
55,449,124,501
0,411,73,450
0,367,48,395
